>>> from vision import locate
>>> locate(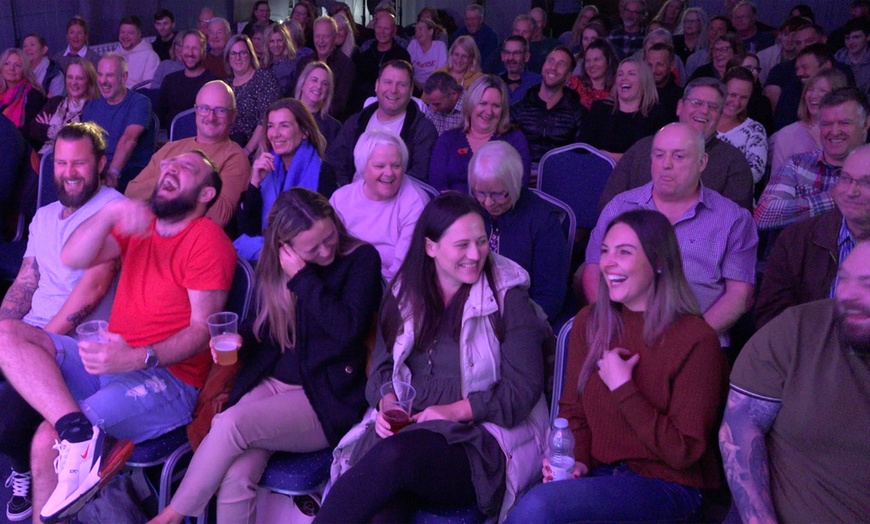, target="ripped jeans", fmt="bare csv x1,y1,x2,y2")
49,333,198,444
